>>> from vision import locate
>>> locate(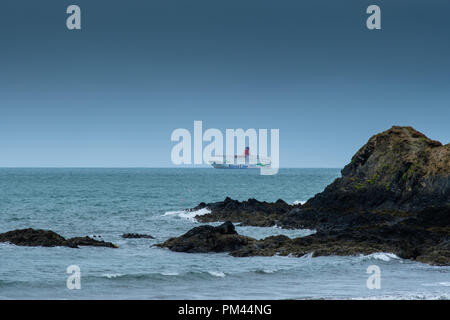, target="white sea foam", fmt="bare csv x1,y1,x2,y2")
361,252,400,262
208,271,226,277
163,208,211,222
292,200,306,205
163,210,183,216
102,273,124,279
352,293,450,300
0,242,13,248
422,282,450,287
161,272,180,276
262,269,275,274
